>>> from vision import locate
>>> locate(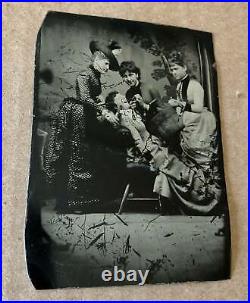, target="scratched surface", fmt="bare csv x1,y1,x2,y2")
36,205,228,288
3,3,247,300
